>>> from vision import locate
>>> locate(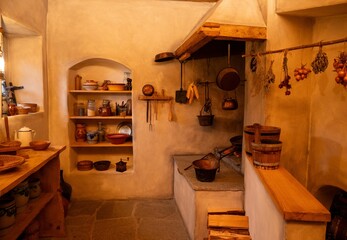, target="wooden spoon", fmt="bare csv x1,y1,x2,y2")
4,116,10,142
